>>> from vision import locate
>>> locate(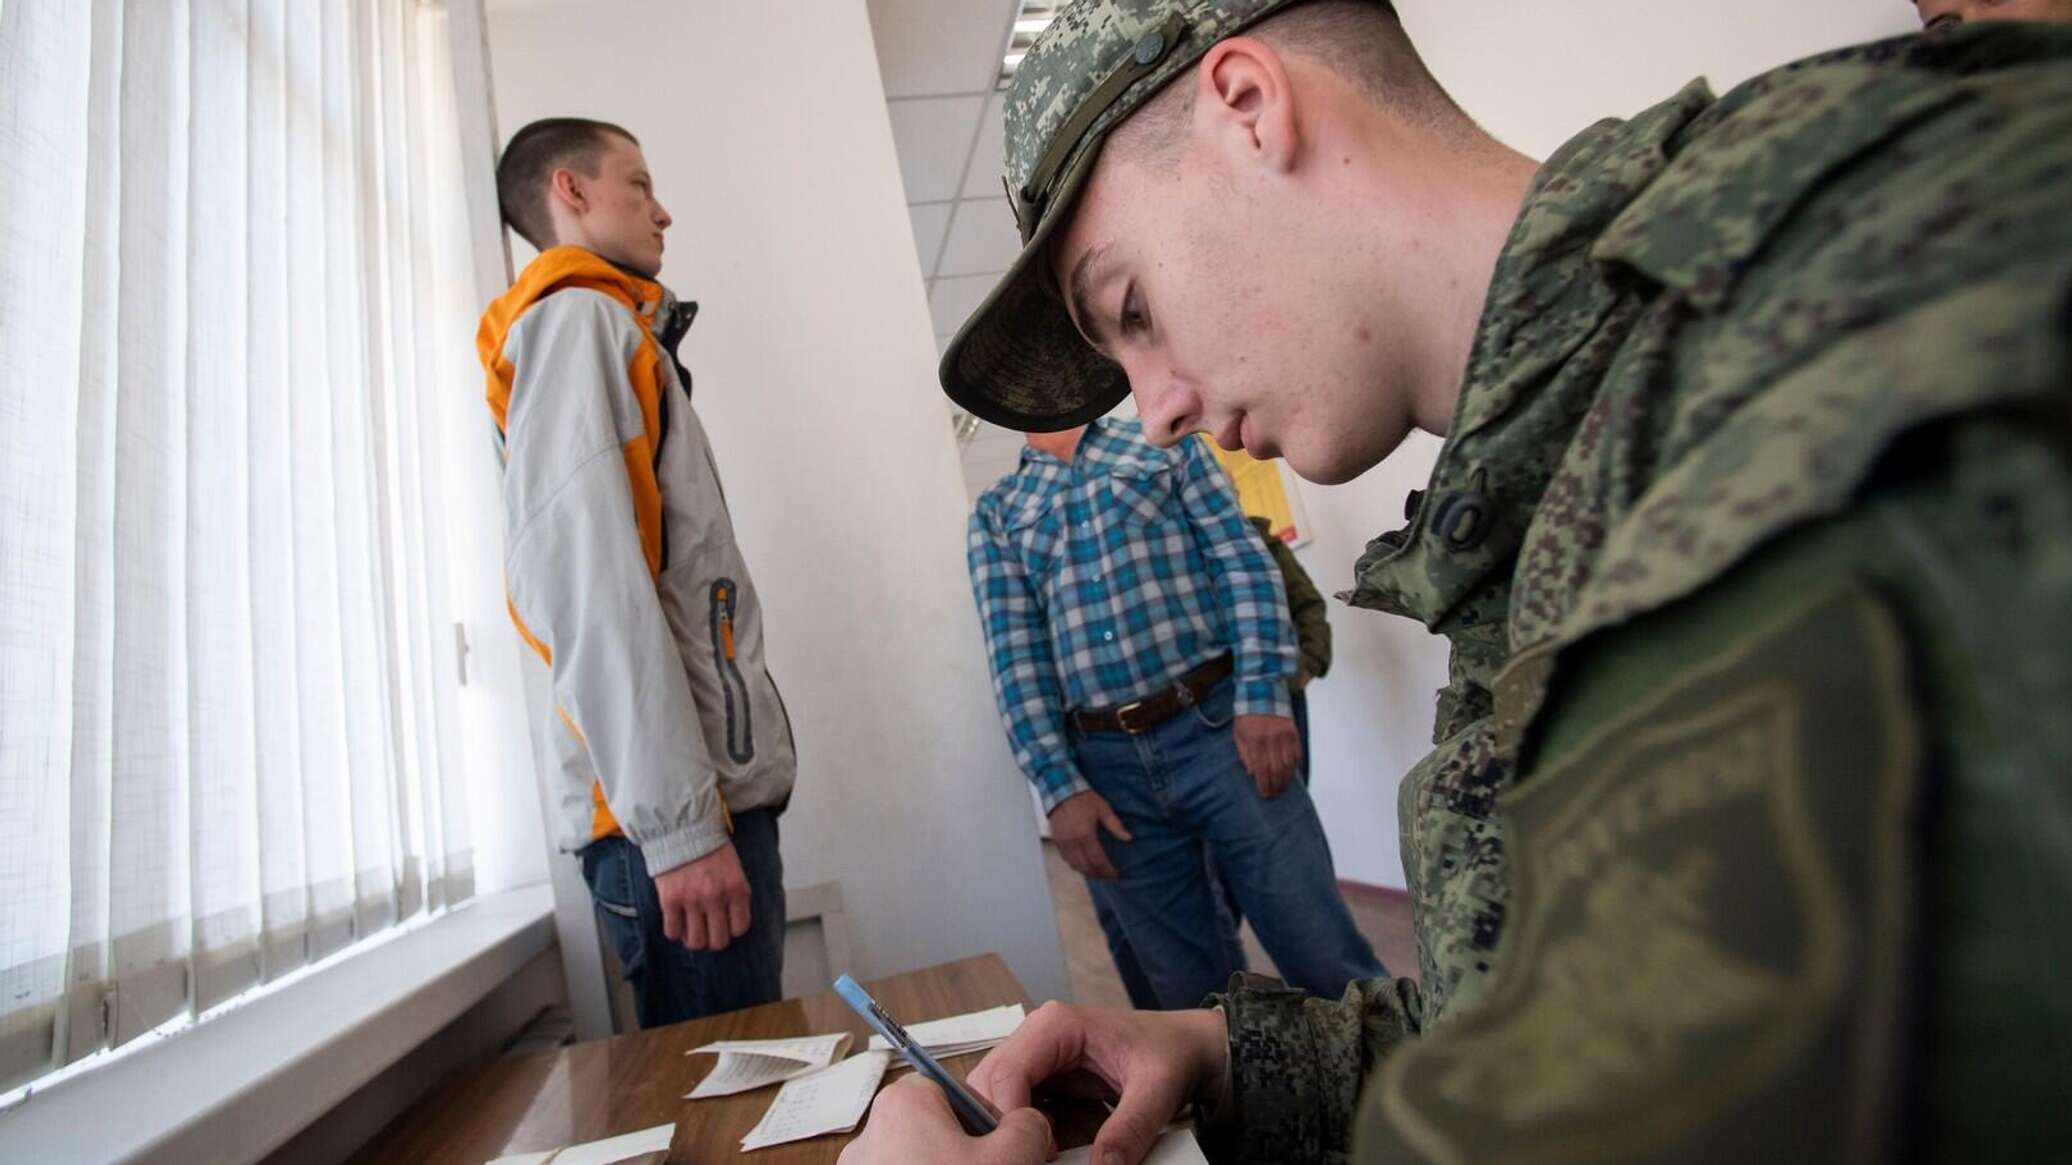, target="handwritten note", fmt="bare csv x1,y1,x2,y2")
687,1032,853,1098
485,1122,674,1165
866,1003,1025,1058
1056,1127,1209,1165
739,1050,892,1152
